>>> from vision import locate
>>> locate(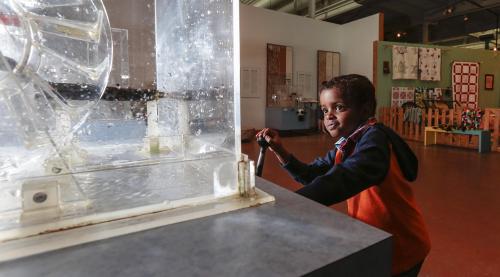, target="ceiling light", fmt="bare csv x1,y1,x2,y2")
396,32,401,38
443,6,454,15
464,15,469,21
